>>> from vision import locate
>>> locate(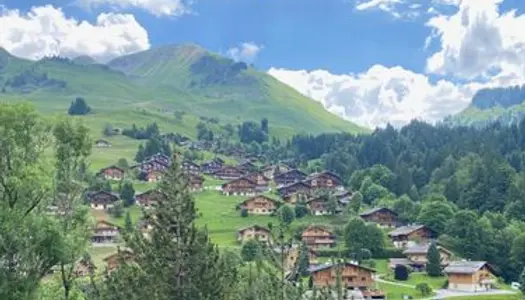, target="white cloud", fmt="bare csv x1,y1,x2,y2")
426,0,525,83
77,0,191,17
227,42,263,63
269,66,479,128
0,5,150,62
